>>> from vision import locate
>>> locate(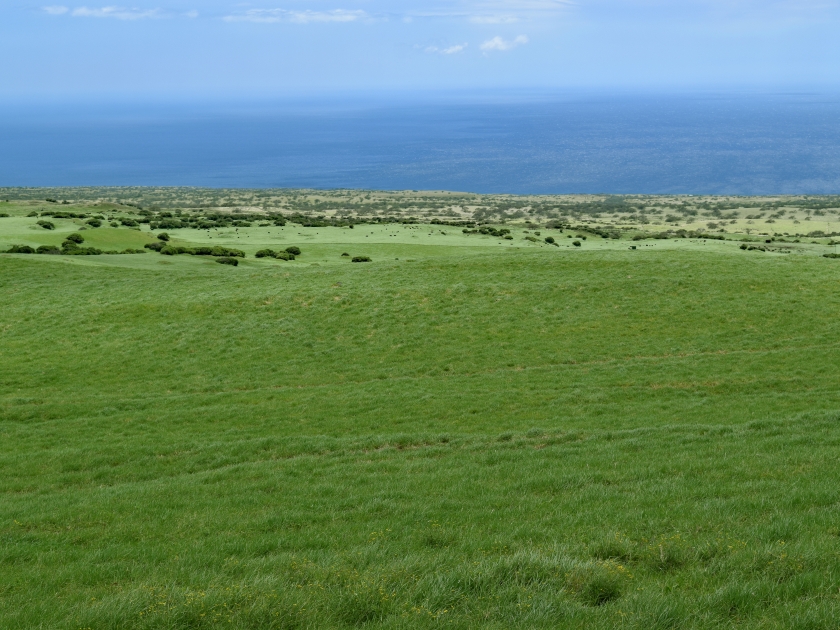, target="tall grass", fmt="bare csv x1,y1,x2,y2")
2,247,840,628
